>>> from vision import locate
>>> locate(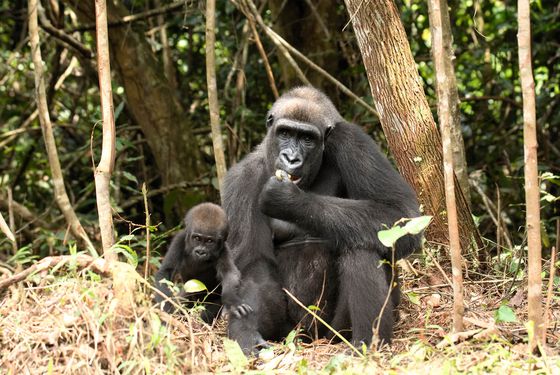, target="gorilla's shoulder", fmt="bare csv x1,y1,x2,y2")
224,146,267,194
